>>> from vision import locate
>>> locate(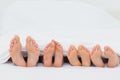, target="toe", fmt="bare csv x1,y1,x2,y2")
57,43,63,51
52,40,57,45
44,43,50,51
70,45,77,56
78,45,86,53
91,45,101,55
78,45,83,50
51,42,55,48
68,45,75,54
44,46,48,51
26,36,31,43
91,46,96,56
78,45,88,52
104,46,109,51
14,35,20,41
107,46,115,54
71,45,76,51
95,44,100,47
